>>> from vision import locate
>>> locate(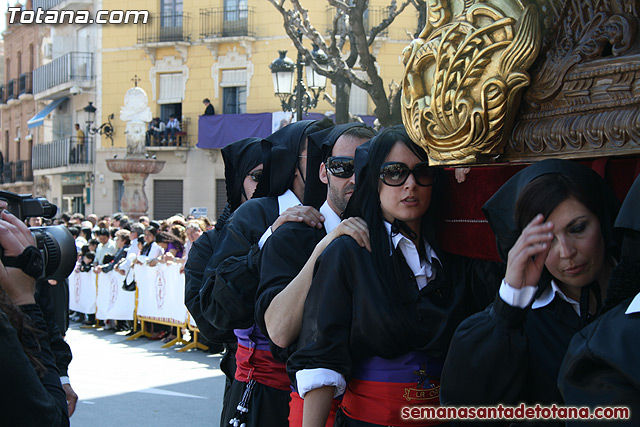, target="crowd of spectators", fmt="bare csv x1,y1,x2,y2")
56,211,211,341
